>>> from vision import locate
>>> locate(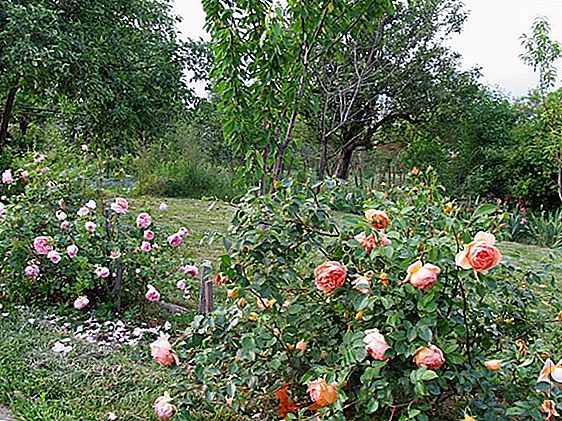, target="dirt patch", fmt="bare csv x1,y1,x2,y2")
0,405,15,421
